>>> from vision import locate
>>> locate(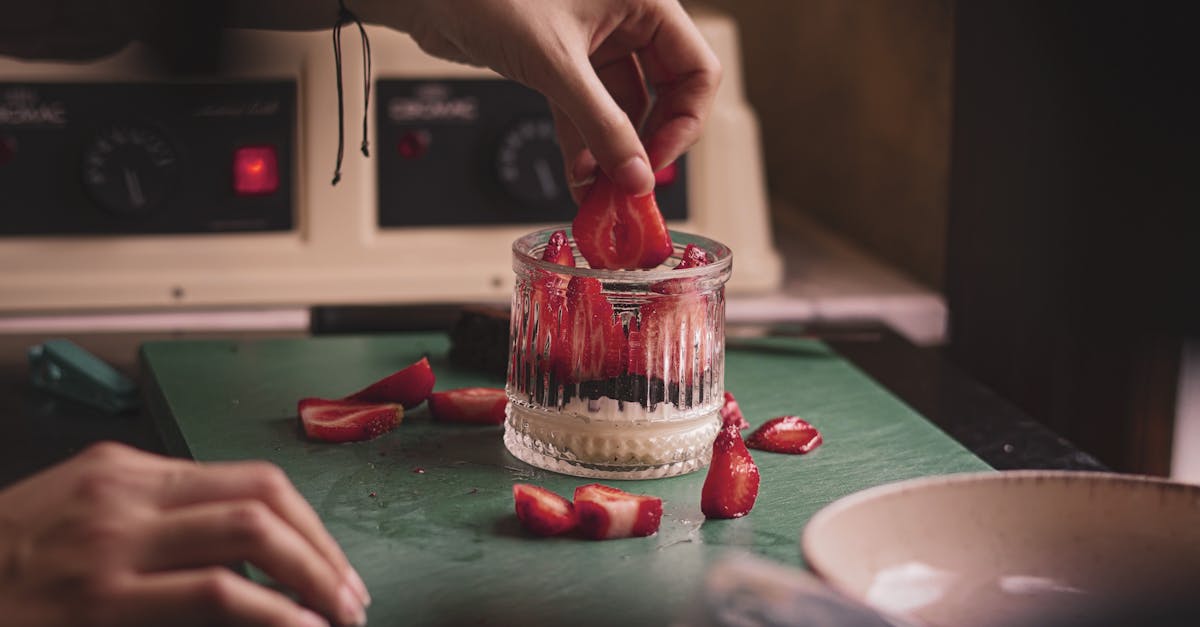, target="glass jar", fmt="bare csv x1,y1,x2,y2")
504,227,732,479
